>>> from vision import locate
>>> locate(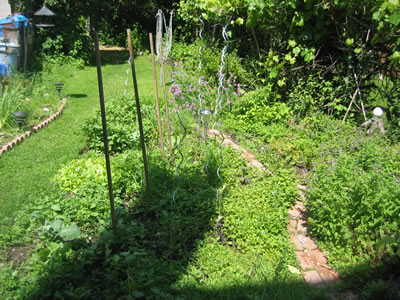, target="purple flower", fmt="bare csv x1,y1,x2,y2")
233,92,237,96
227,99,231,105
